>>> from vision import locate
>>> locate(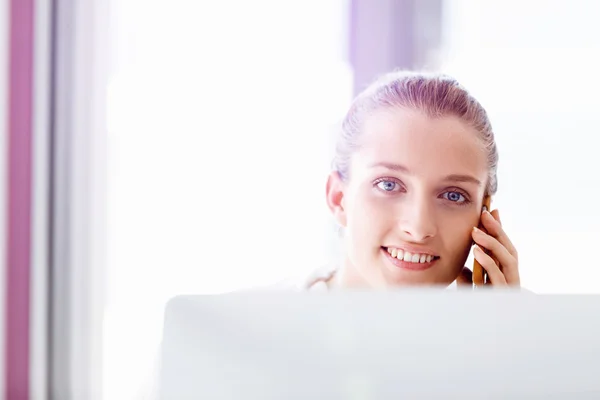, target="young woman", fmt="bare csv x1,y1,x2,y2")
141,70,524,400
299,70,520,291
